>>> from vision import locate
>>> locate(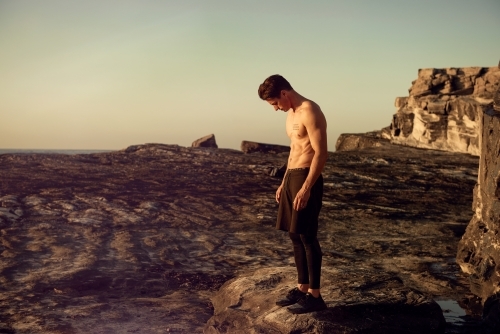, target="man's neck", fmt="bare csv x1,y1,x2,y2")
287,91,307,112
